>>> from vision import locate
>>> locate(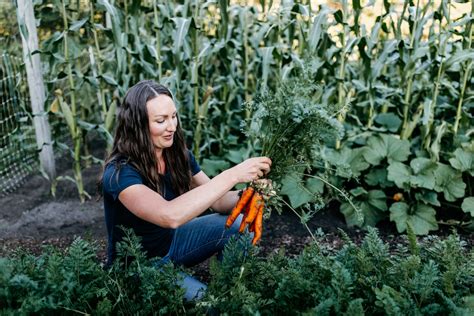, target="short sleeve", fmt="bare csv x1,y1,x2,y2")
188,150,201,176
103,163,143,200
